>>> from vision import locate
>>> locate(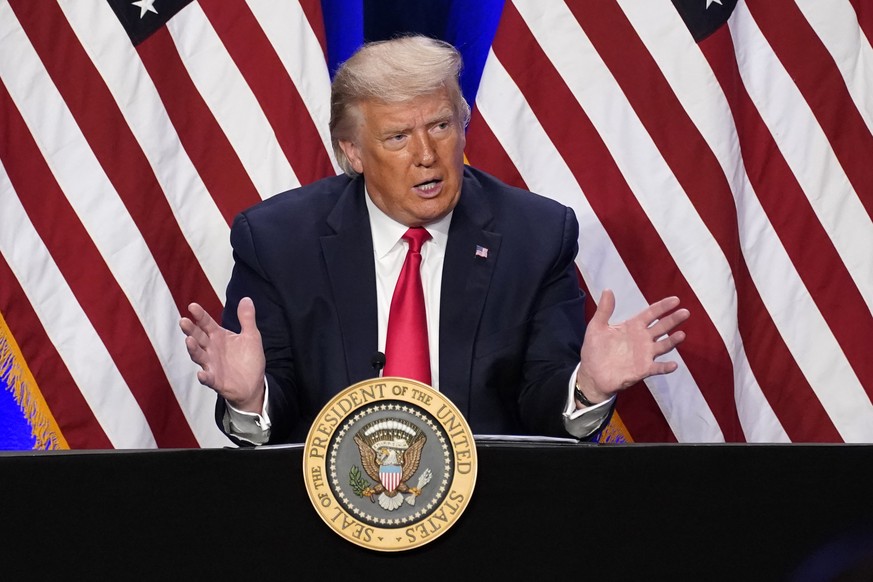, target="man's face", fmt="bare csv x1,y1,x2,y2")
339,88,466,226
